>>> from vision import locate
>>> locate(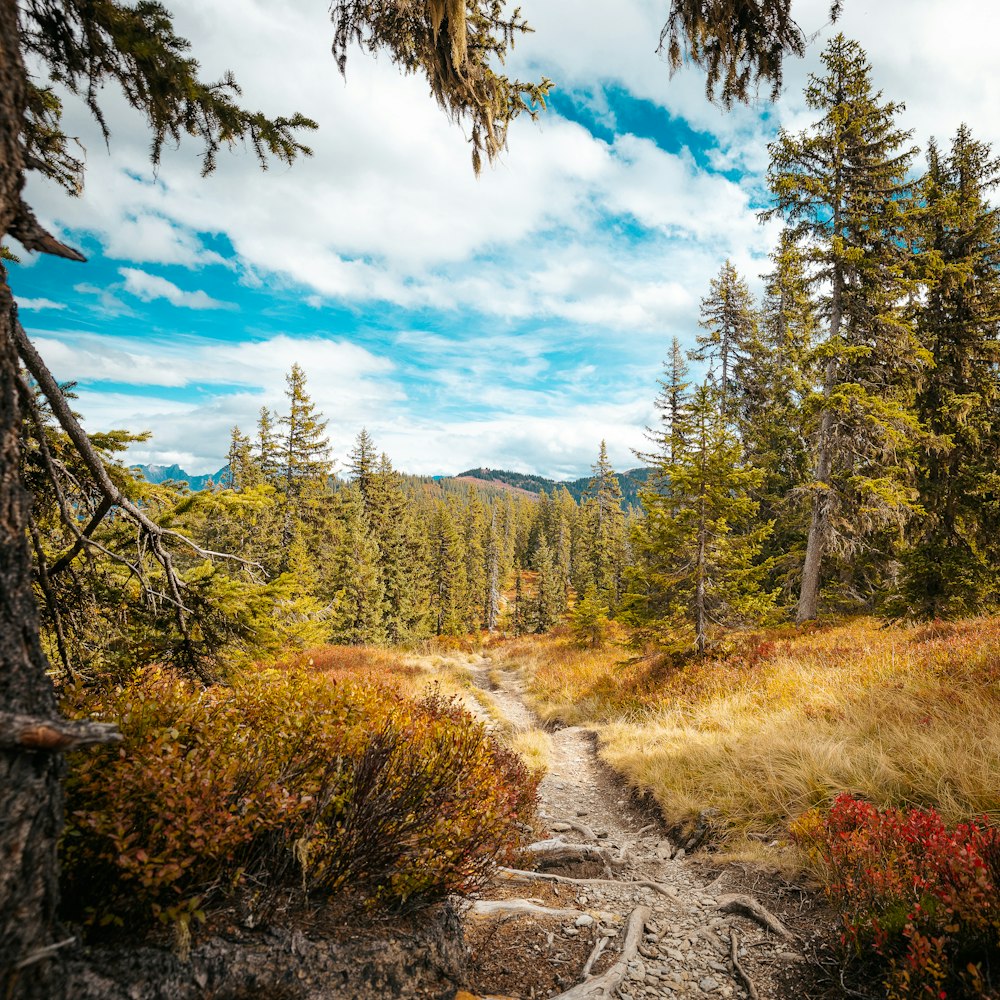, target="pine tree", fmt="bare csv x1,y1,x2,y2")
347,427,377,504
737,232,819,596
689,260,758,418
582,441,628,606
570,584,614,649
328,485,385,645
631,382,775,655
280,364,332,501
534,534,565,631
255,406,282,485
225,425,258,491
899,127,1000,616
765,35,922,622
